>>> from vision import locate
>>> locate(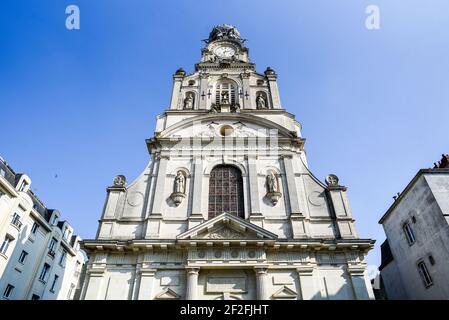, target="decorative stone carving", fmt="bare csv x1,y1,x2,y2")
183,92,194,109
208,24,241,43
325,174,339,186
308,191,325,206
170,171,186,206
266,171,282,205
127,191,144,207
113,175,126,187
256,93,267,109
221,91,229,104
206,227,245,239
